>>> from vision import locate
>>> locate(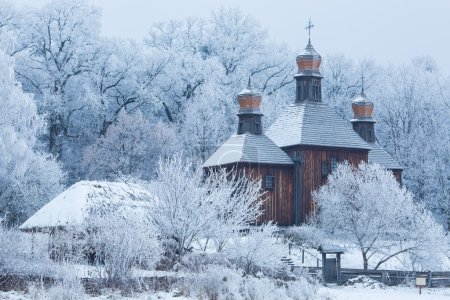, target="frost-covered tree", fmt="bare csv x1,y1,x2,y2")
374,60,450,227
0,49,65,225
314,162,446,270
181,85,230,162
148,154,264,262
83,111,176,181
322,54,378,119
15,0,101,157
